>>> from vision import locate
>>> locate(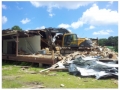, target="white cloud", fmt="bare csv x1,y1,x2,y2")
17,6,23,10
58,24,72,32
71,21,84,29
2,16,8,24
2,4,7,9
106,29,113,32
58,23,70,28
30,1,93,9
36,26,45,29
30,1,43,7
109,1,114,4
49,13,55,17
93,30,113,35
20,18,31,24
58,20,84,29
16,2,19,4
58,4,118,30
85,25,95,30
68,29,72,33
30,1,94,17
89,25,95,29
106,1,114,7
80,4,118,25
